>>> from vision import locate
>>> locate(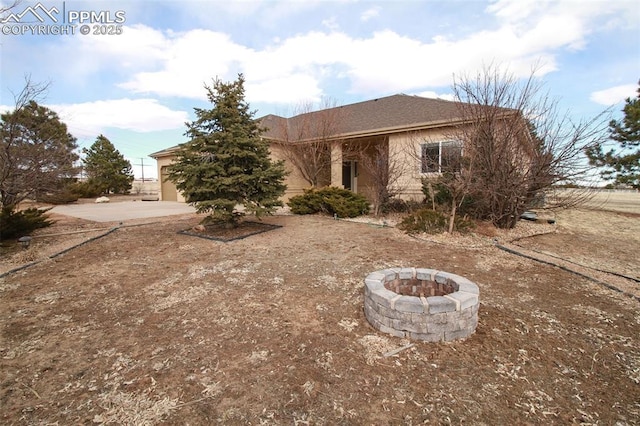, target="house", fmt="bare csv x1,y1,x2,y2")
150,94,501,203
